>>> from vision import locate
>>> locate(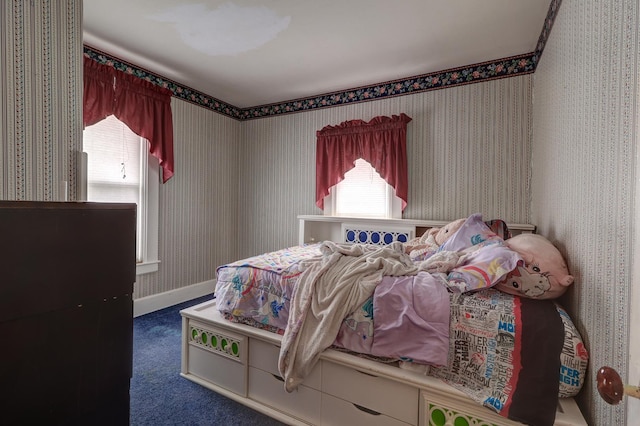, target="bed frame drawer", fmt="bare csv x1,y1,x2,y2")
322,362,418,425
248,366,321,424
187,345,246,396
180,302,587,426
321,393,412,426
249,338,322,390
420,390,517,426
185,321,247,396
